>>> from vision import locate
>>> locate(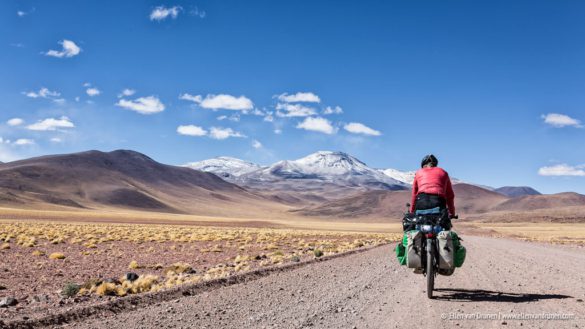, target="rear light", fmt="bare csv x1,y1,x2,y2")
426,233,434,238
